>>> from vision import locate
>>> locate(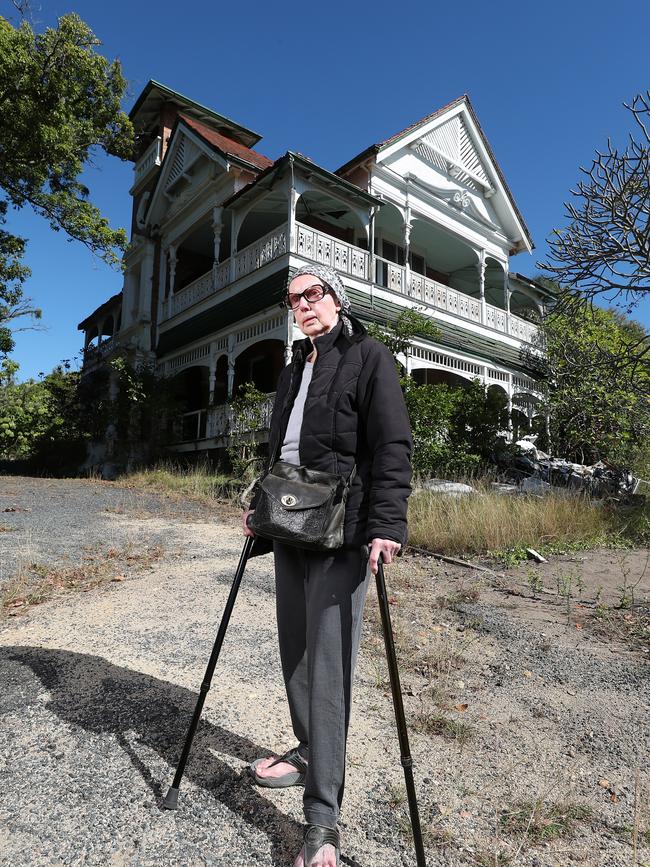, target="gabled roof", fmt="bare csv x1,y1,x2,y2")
143,117,275,229
336,95,533,251
180,115,273,172
129,80,262,148
335,95,468,177
223,151,383,211
77,292,122,330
